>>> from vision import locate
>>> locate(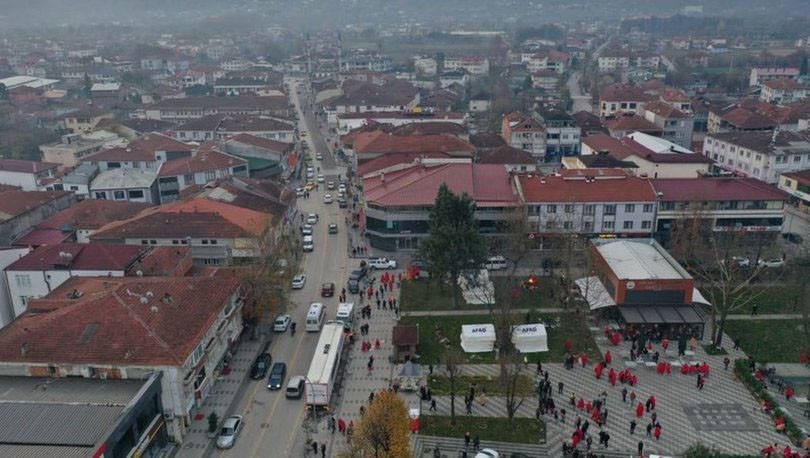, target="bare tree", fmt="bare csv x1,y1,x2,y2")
444,348,463,425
